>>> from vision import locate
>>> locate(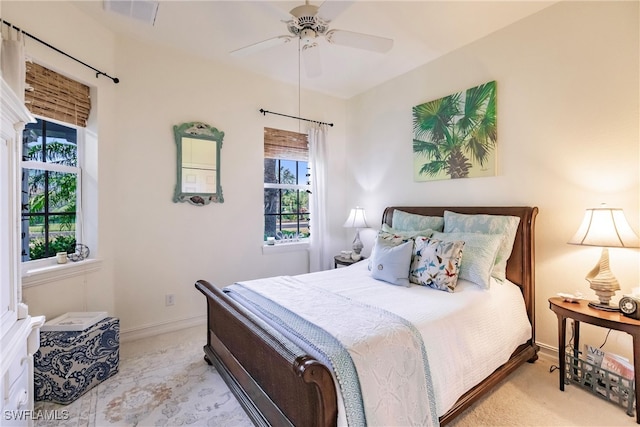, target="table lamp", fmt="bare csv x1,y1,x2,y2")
568,205,640,311
343,207,370,260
